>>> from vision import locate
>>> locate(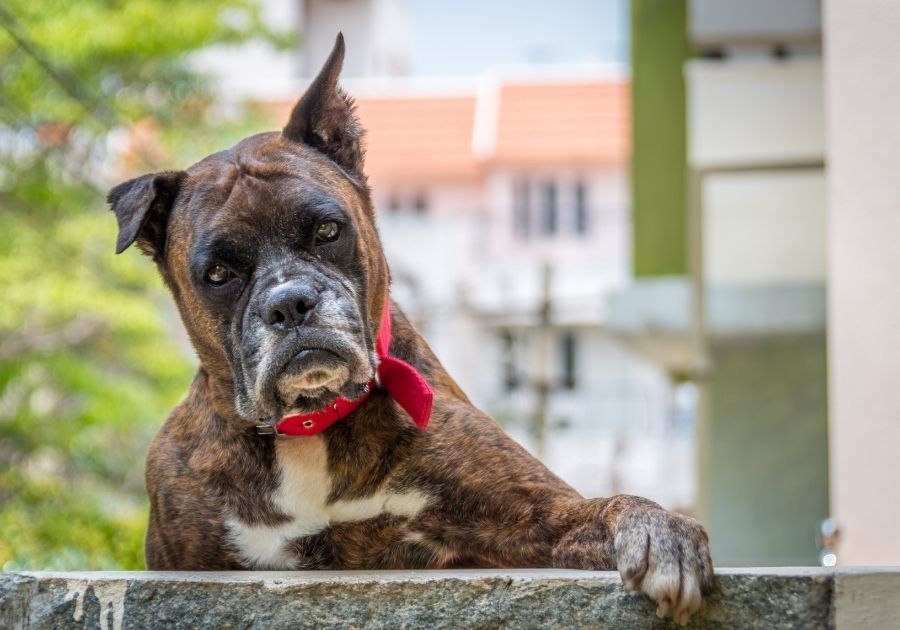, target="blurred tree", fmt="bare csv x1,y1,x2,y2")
0,0,289,569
